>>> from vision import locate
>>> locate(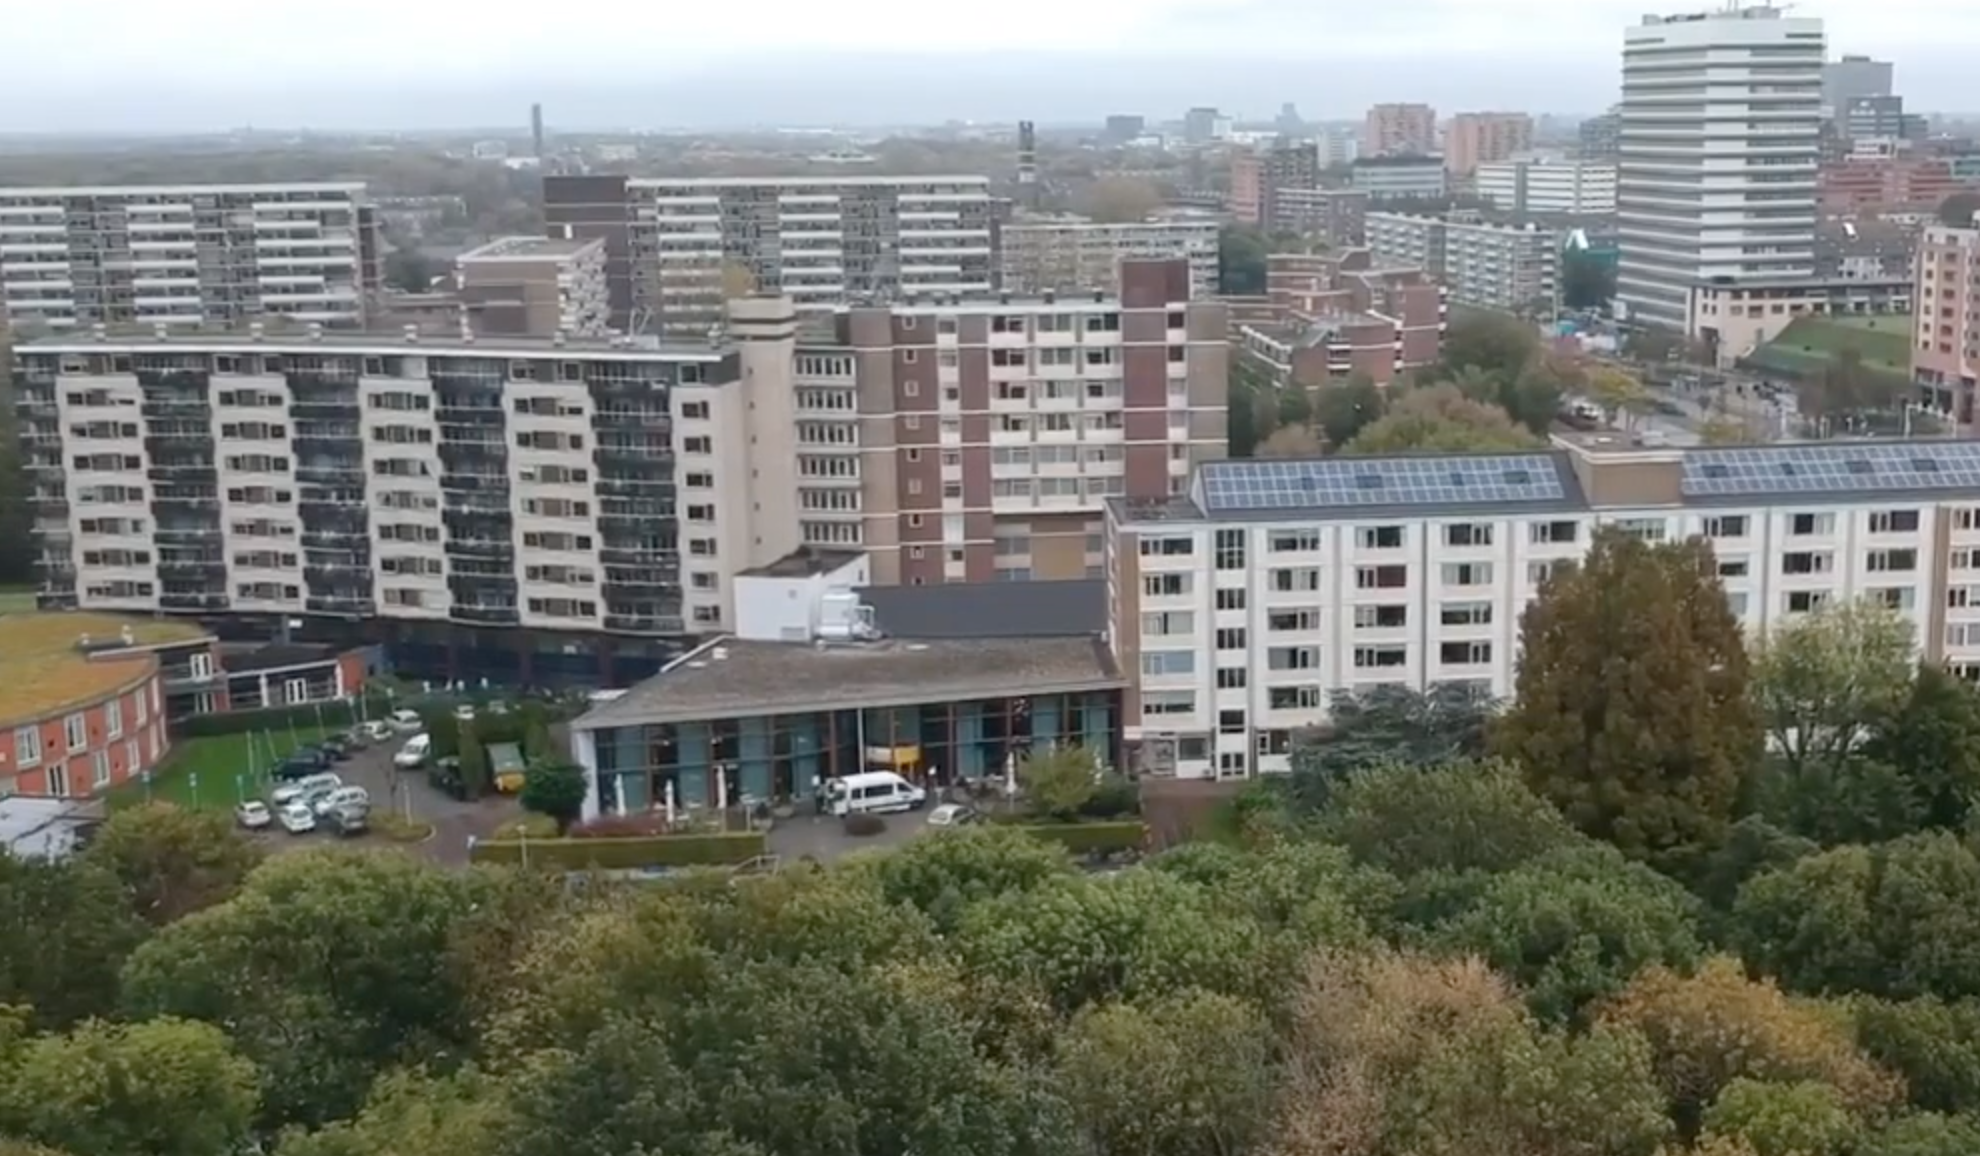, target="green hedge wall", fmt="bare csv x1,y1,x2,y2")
175,693,392,738
468,831,767,870
1008,821,1147,856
